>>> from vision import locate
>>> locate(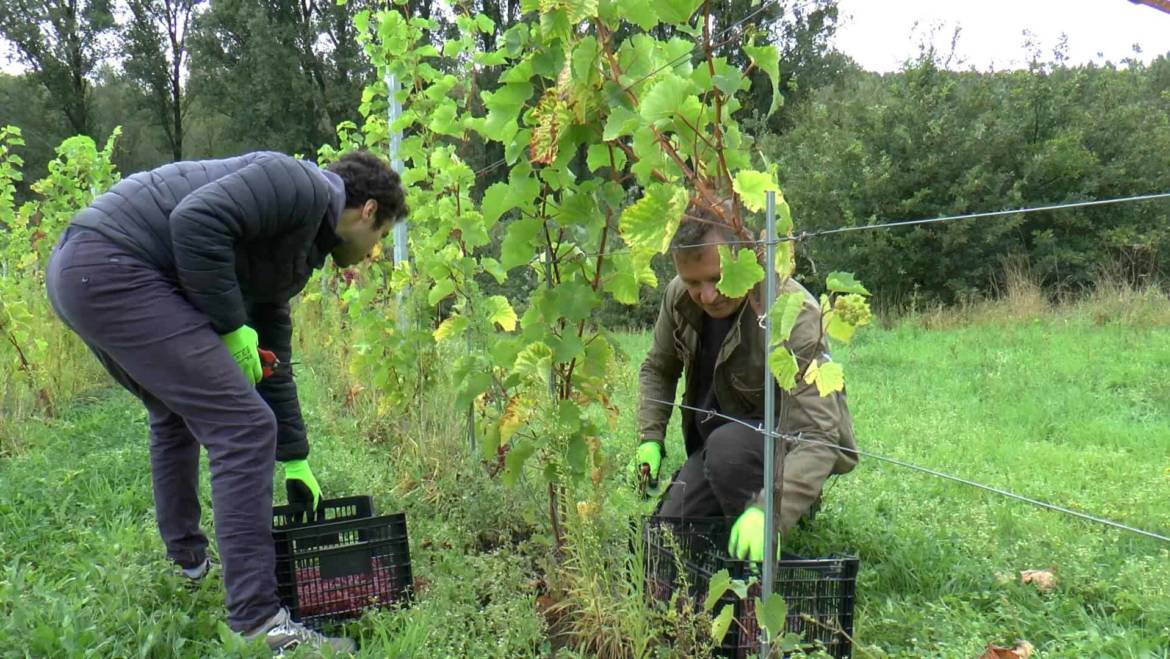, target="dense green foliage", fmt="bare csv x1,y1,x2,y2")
769,48,1170,306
